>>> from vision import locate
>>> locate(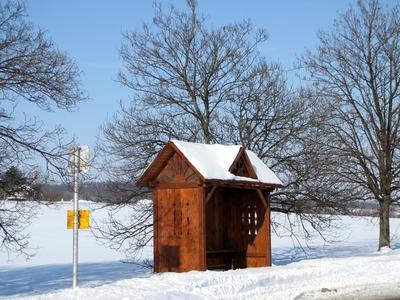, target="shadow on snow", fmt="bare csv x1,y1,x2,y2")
272,241,400,266
0,261,152,297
